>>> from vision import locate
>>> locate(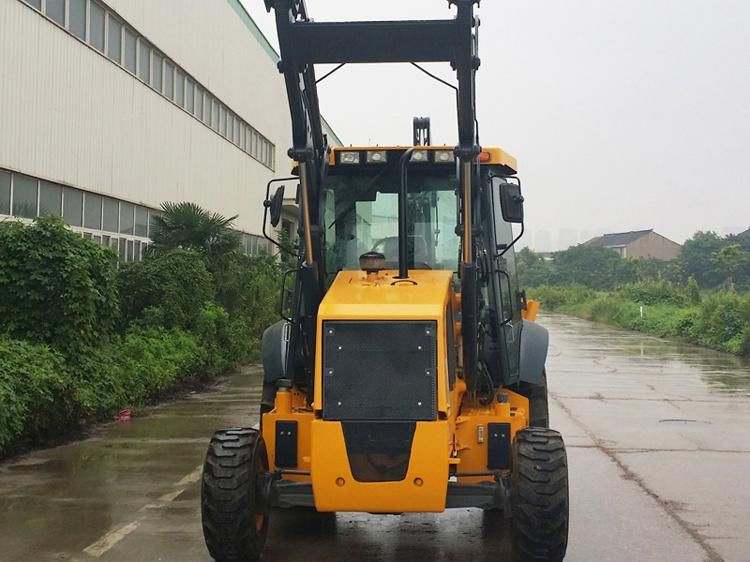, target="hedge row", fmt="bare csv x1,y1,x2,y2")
531,282,750,356
0,216,280,456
